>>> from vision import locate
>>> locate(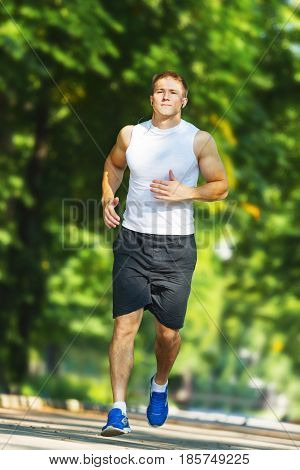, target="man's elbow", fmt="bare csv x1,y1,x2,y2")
217,181,229,200
220,189,229,200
